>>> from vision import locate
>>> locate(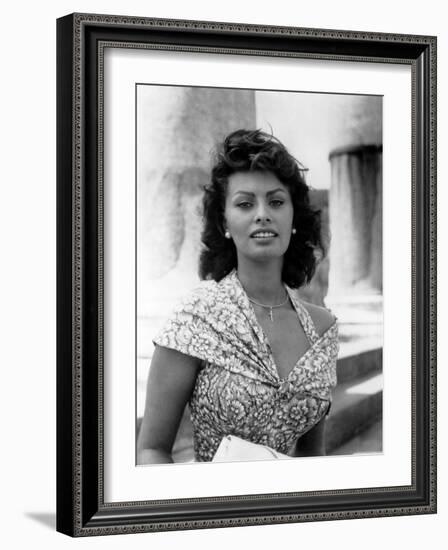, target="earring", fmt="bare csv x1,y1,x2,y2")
292,228,297,235
225,230,231,239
